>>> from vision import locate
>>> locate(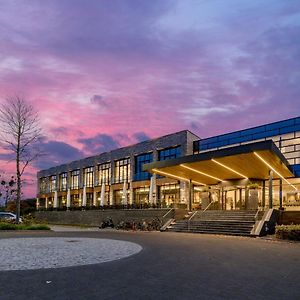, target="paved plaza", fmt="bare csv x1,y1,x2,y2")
0,230,299,300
